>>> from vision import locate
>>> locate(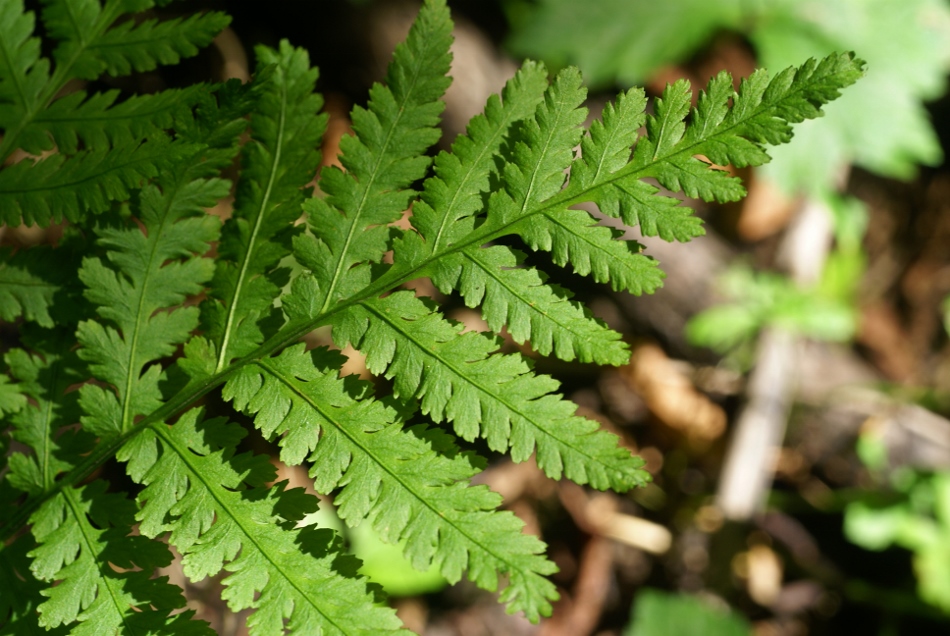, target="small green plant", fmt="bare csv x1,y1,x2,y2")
845,434,950,613
0,0,861,633
687,193,867,358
